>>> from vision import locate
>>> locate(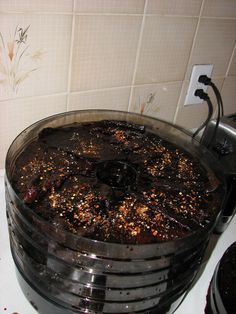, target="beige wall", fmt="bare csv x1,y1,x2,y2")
0,0,236,168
